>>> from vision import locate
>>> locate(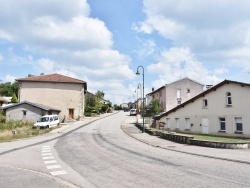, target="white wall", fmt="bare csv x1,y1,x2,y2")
159,82,250,137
